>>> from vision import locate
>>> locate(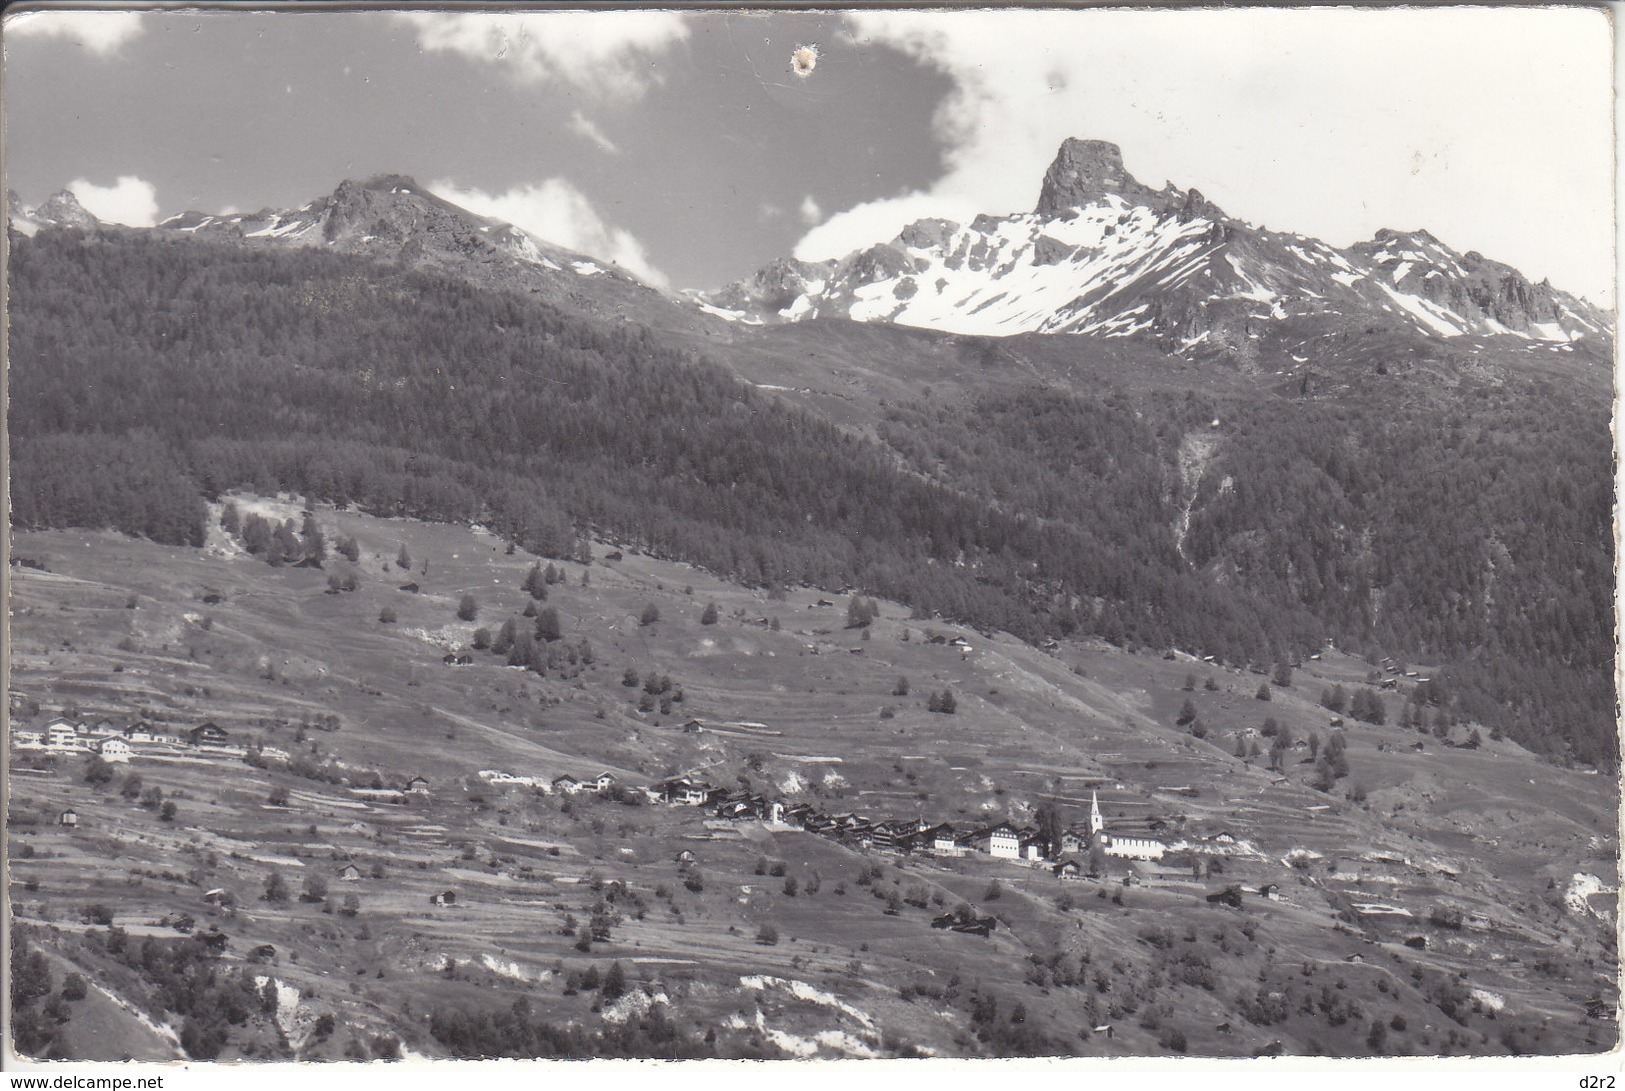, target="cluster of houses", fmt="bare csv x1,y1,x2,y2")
647,775,1168,871
472,762,1174,871
477,769,620,795
12,716,279,763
